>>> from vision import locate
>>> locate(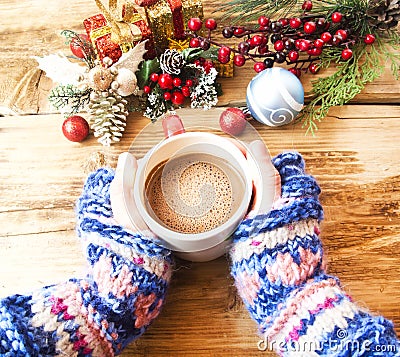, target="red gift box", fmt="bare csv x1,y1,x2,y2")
83,10,156,64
